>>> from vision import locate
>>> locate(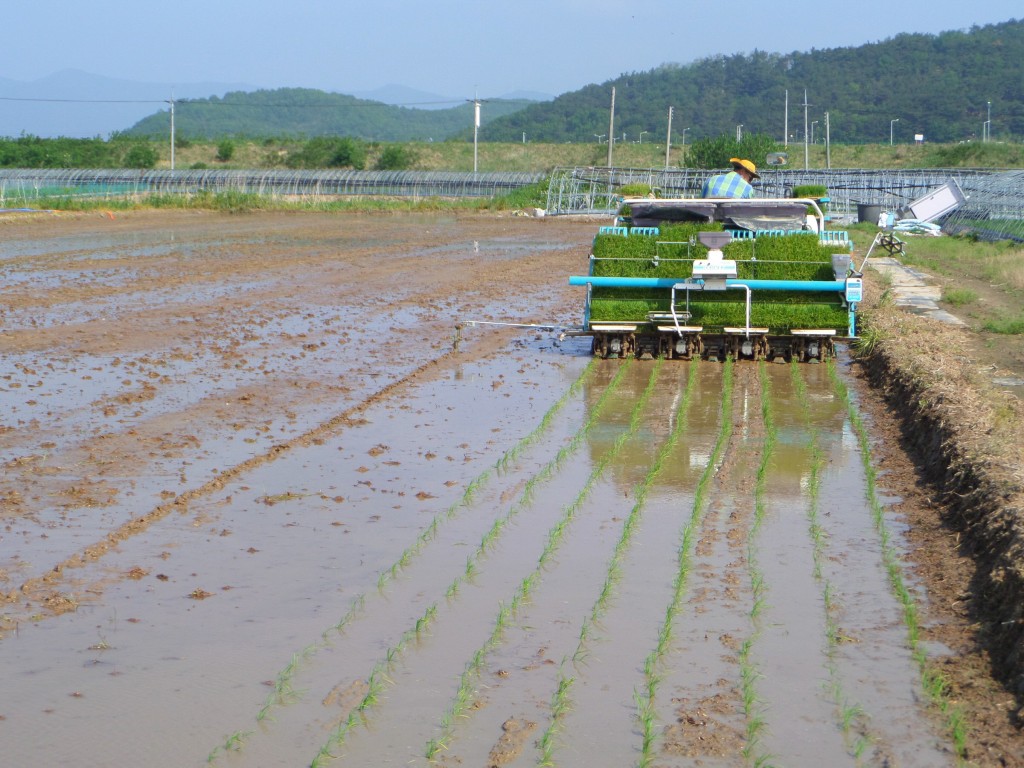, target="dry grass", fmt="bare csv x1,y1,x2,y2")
857,292,1024,704
861,298,1024,461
